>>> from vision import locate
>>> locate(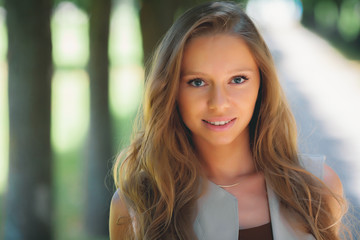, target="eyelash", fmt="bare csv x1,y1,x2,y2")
187,75,249,87
187,78,205,87
231,75,249,84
